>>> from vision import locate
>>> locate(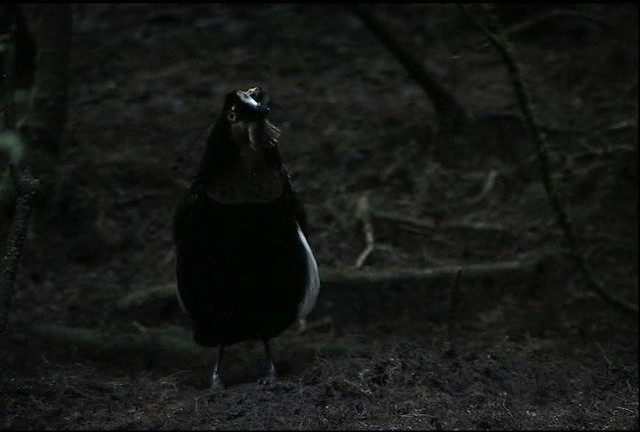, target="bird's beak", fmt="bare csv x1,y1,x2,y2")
237,90,270,120
229,89,271,150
